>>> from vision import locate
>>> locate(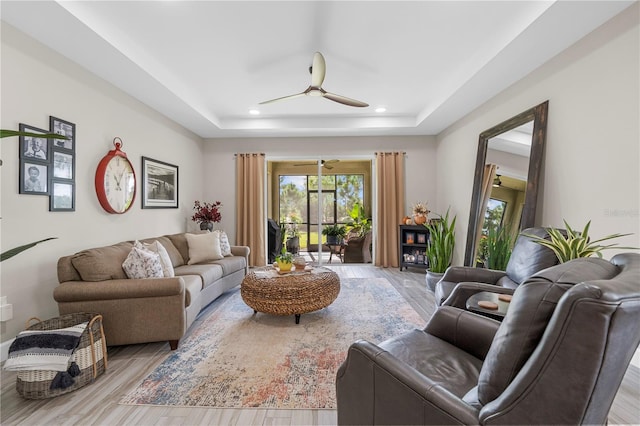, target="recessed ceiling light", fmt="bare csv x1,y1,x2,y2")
249,109,260,115
375,107,387,113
